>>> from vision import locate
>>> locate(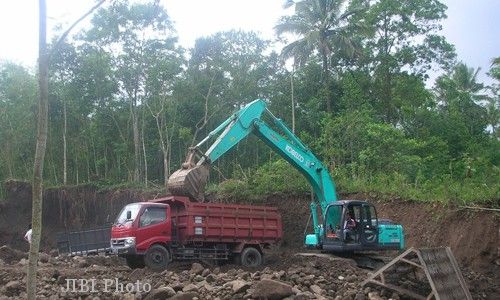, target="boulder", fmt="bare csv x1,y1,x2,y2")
39,253,50,263
230,280,251,294
309,284,323,295
145,286,176,300
4,280,21,296
190,263,204,275
251,279,294,300
368,292,383,300
182,283,198,293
